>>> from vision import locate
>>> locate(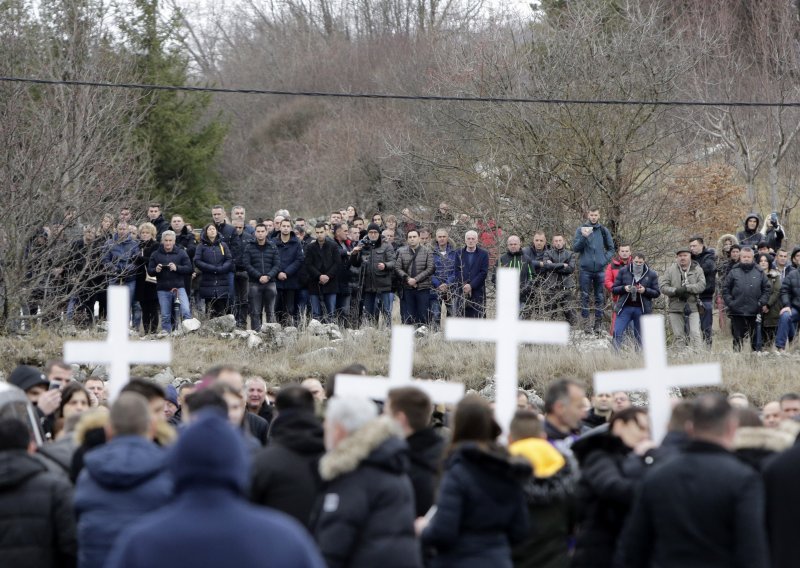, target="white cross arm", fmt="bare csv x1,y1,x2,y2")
447,320,570,344
335,374,465,404
595,363,722,393
63,343,172,366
